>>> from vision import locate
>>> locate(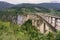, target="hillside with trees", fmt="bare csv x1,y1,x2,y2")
0,1,60,40
0,19,60,40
